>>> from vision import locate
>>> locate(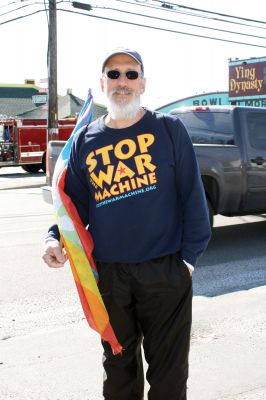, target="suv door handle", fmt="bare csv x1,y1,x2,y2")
251,156,266,165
